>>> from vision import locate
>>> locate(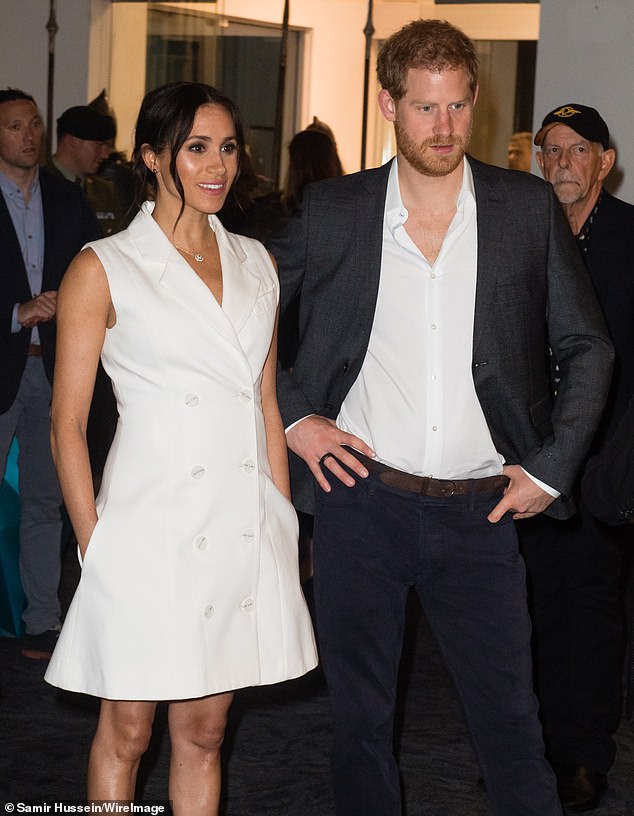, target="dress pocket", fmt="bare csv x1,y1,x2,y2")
78,517,101,569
